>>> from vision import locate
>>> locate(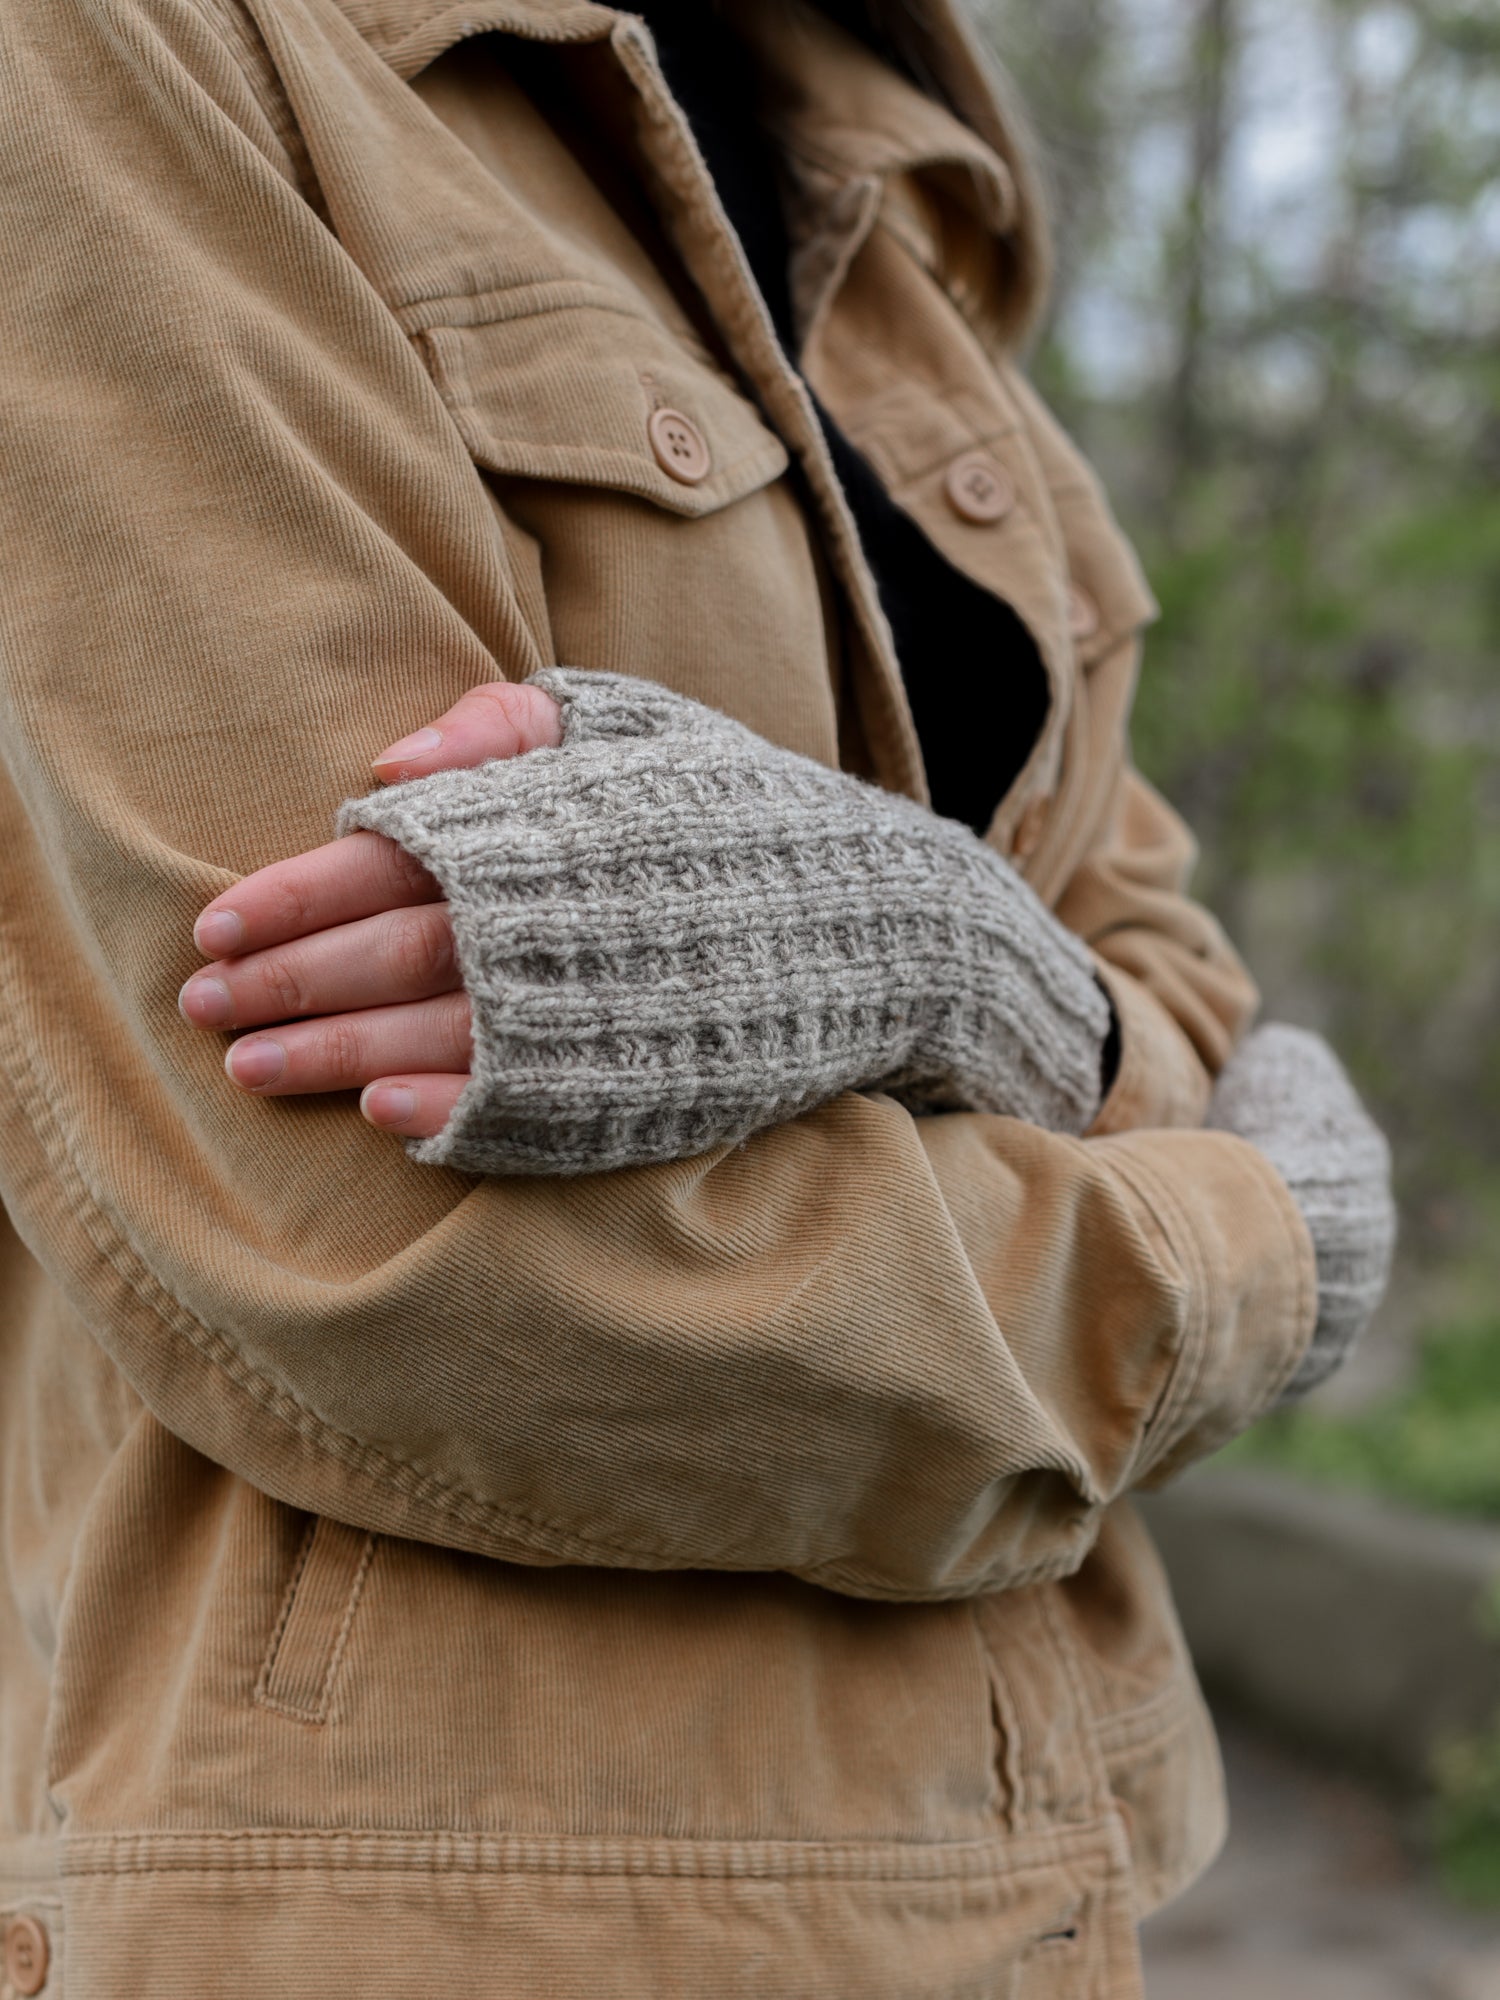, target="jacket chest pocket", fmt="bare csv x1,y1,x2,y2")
413,290,789,517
